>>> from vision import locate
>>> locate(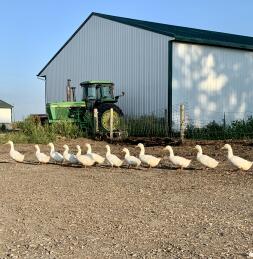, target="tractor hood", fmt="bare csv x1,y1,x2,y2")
47,101,86,108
